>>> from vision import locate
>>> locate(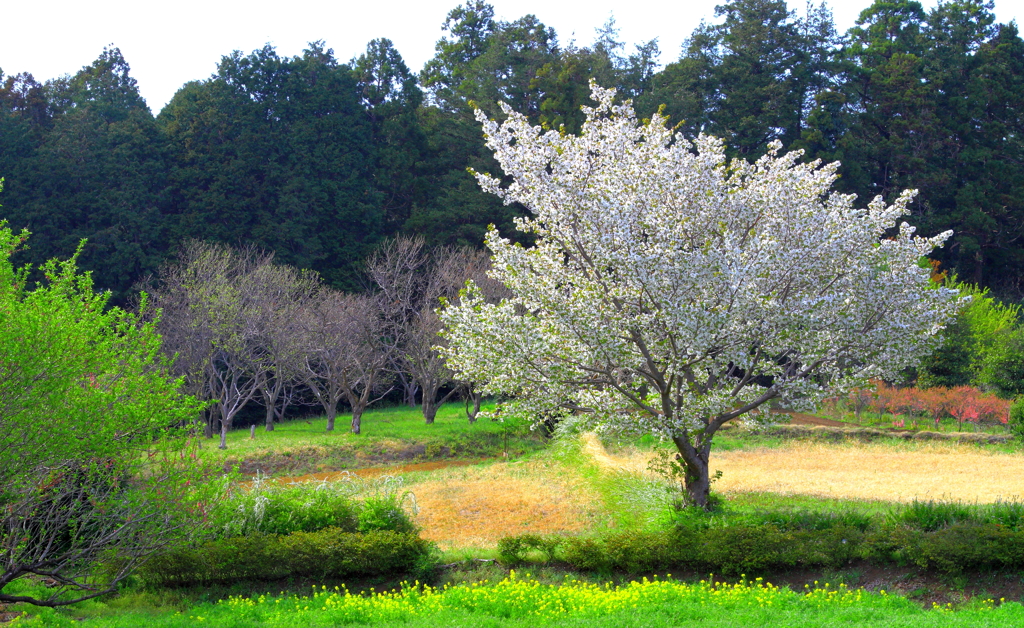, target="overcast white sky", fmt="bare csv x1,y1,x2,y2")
2,0,1021,114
